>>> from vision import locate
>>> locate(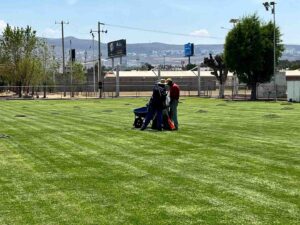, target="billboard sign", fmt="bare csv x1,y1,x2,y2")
70,49,76,62
184,43,194,57
108,39,127,58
